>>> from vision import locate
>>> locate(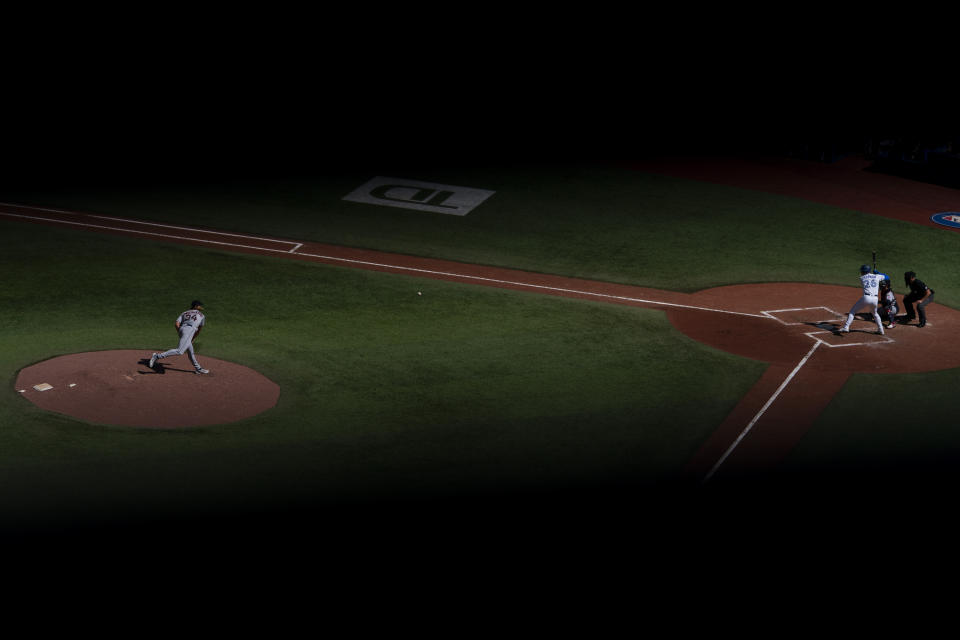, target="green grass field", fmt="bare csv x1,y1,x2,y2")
3,162,960,534
0,217,766,531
